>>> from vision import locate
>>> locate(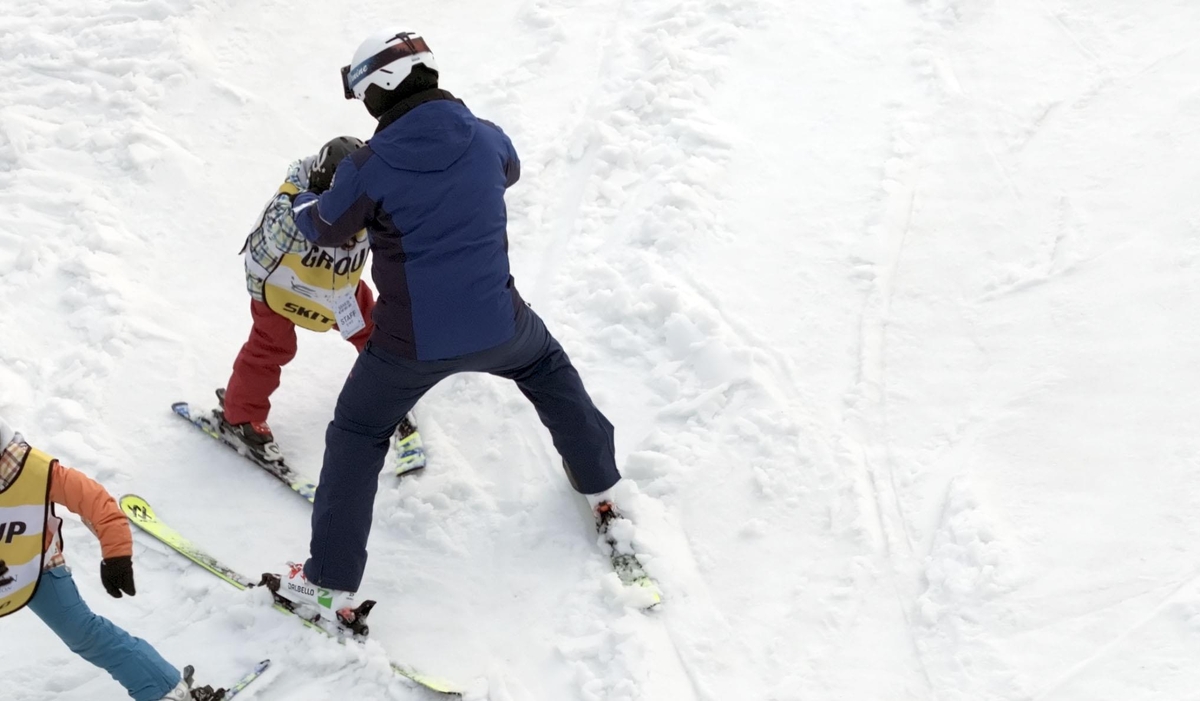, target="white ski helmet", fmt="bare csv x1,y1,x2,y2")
341,30,438,101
